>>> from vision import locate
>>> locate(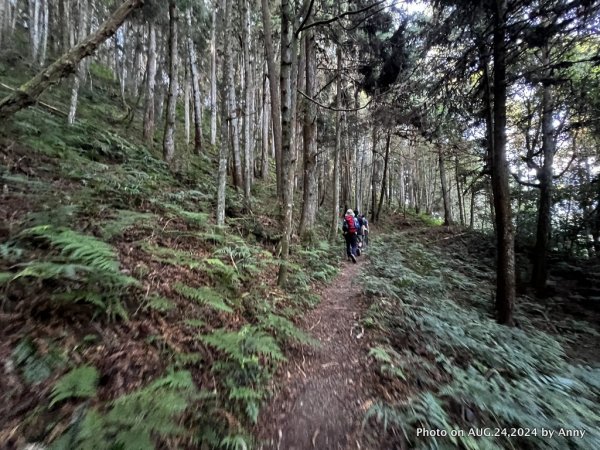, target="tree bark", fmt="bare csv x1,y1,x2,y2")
241,0,253,204
210,1,218,147
143,21,156,143
531,46,555,292
68,0,89,125
261,0,283,200
163,0,179,163
277,0,299,286
376,131,391,221
491,0,515,325
299,26,318,236
439,147,453,226
0,0,145,121
261,71,270,178
217,0,232,226
329,43,343,241
186,8,203,154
